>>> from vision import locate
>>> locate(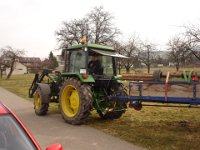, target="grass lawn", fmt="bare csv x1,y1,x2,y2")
1,71,200,150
